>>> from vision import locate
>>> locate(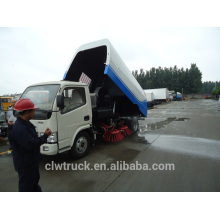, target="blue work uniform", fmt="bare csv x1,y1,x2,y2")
11,116,49,192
